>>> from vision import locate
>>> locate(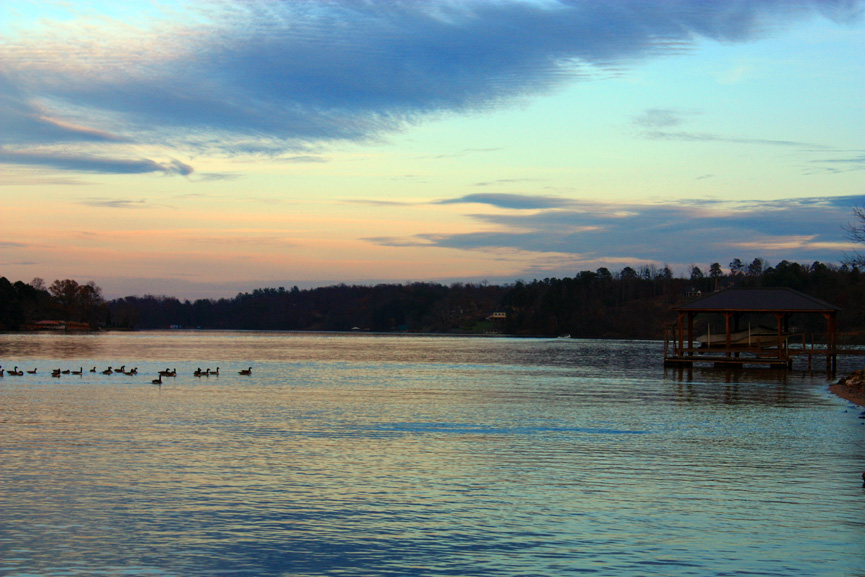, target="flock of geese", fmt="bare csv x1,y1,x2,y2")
0,364,253,385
